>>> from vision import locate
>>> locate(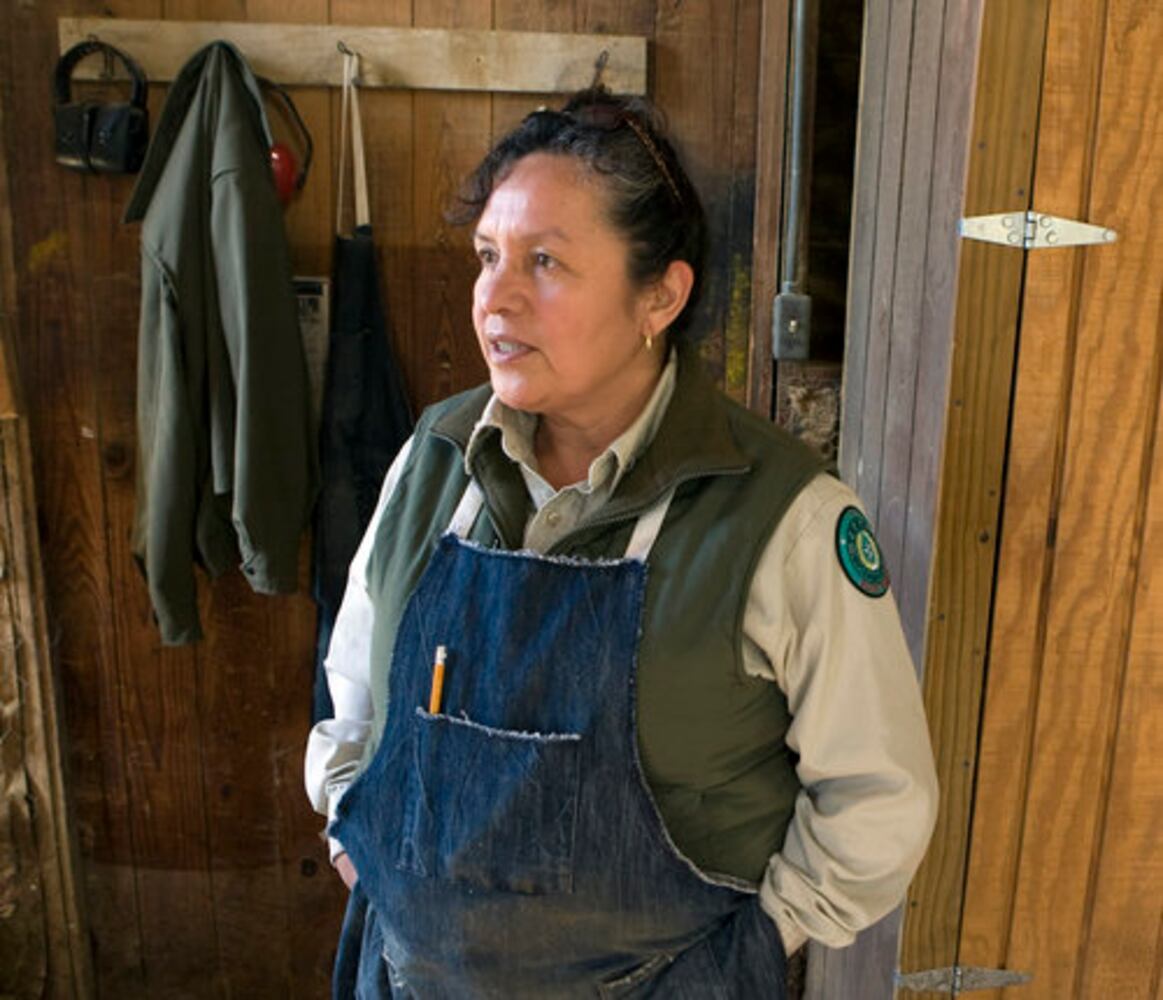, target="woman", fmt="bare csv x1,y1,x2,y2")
306,87,938,998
